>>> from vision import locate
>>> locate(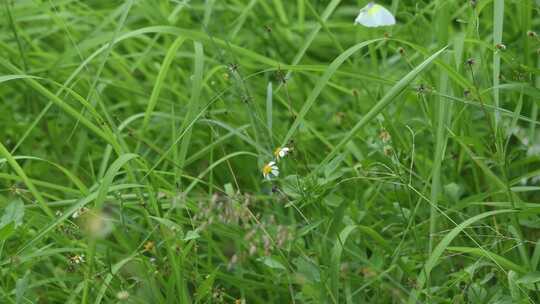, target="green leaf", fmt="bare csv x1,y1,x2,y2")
282,38,383,145
297,219,325,237
411,209,516,299
508,271,521,301
259,256,286,270
294,257,321,283
149,216,183,234
94,255,135,304
444,183,463,202
467,283,488,303
183,230,200,241
282,175,302,199
15,270,29,304
531,239,540,270
516,271,540,284
0,199,25,228
0,142,53,218
95,153,139,210
224,183,235,197
330,225,357,299
143,36,186,129
447,246,527,273
195,268,218,302
324,155,344,179
0,222,15,241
